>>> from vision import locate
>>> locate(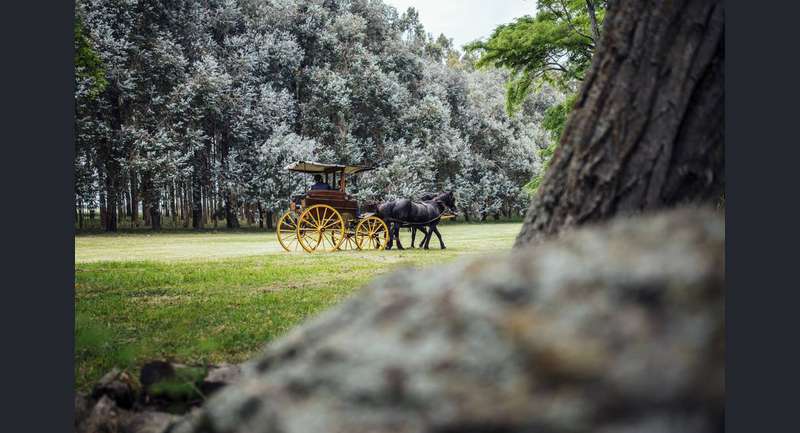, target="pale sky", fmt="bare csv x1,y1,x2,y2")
383,0,538,49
